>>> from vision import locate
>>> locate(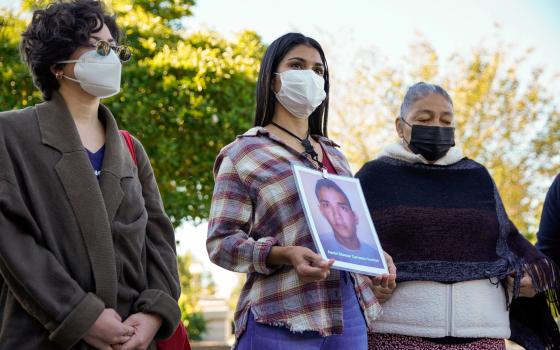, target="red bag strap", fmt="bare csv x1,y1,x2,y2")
119,131,190,349
156,323,191,350
119,130,138,166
